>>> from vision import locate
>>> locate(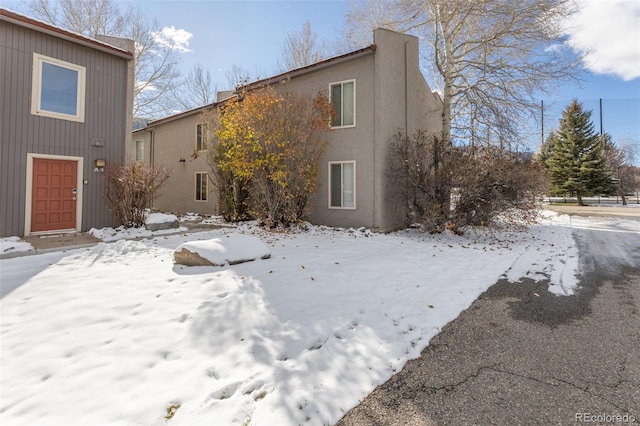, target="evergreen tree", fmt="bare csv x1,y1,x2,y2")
544,100,613,205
